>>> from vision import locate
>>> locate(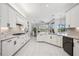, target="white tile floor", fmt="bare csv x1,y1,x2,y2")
15,37,69,56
